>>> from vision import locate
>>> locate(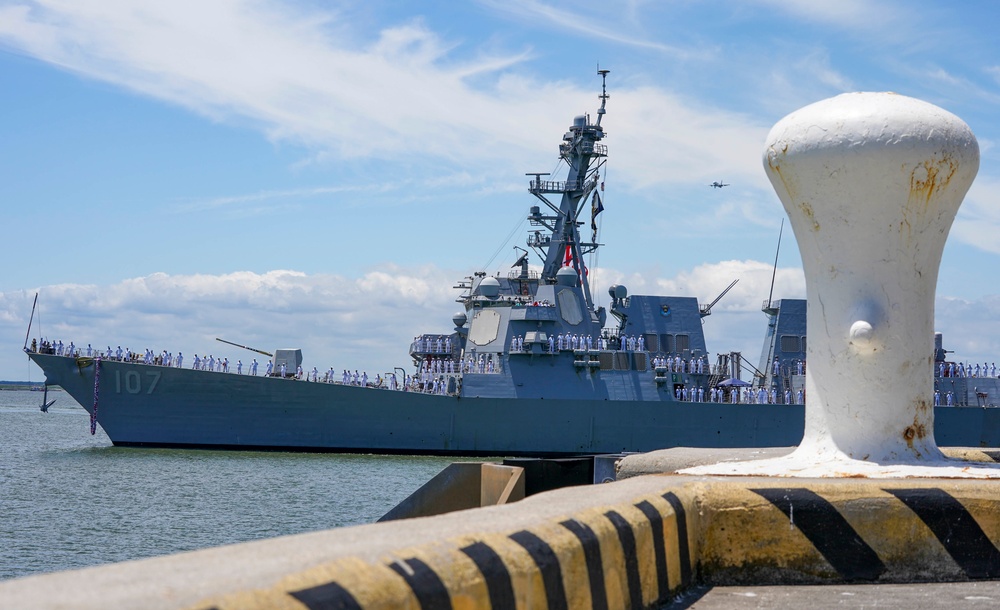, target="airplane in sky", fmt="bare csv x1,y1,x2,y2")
709,181,730,188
